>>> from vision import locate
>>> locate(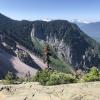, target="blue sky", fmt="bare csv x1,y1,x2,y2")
0,0,100,21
